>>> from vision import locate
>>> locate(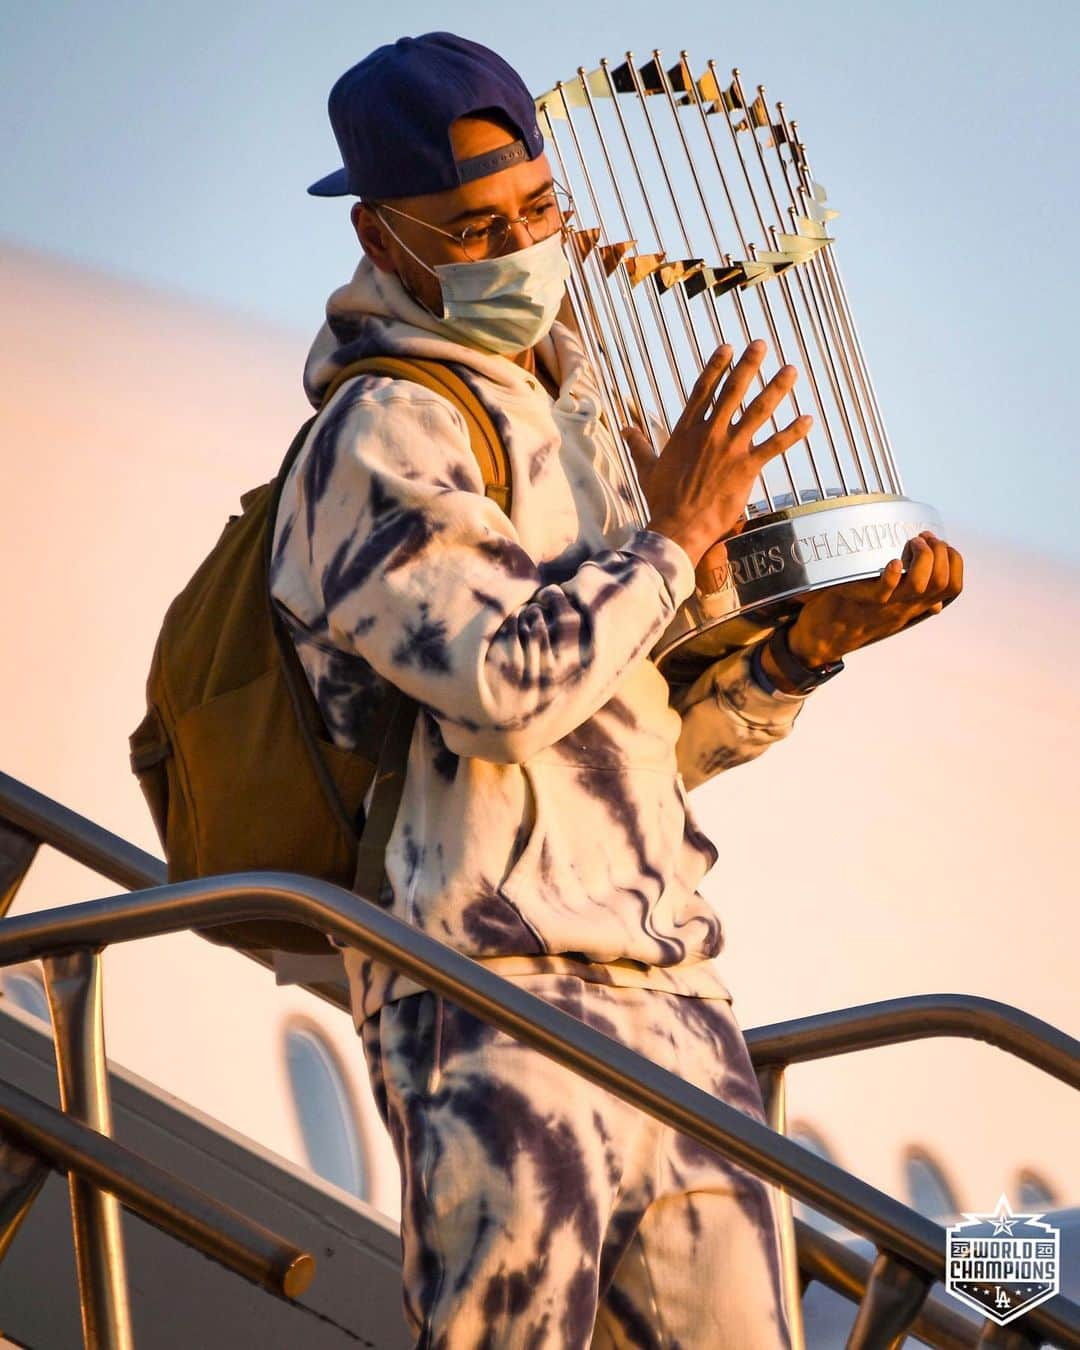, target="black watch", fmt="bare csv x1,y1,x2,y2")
766,622,845,694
